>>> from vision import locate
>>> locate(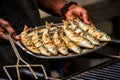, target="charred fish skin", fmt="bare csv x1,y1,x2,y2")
32,29,51,56
60,30,81,54
53,28,68,55
92,30,111,41
20,25,40,54
76,18,111,41
62,20,94,49
69,20,100,45
41,21,58,55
